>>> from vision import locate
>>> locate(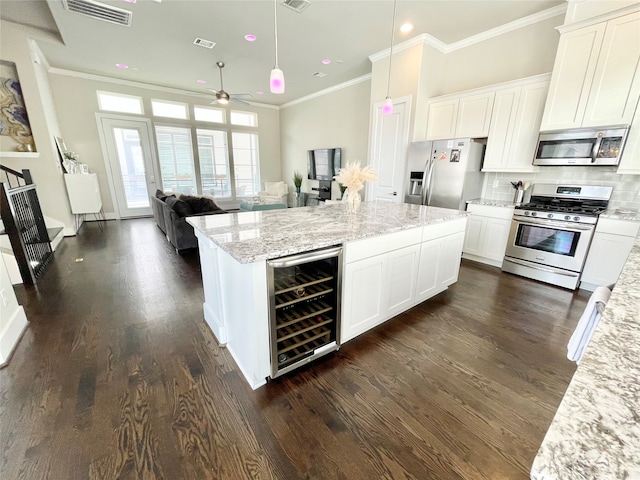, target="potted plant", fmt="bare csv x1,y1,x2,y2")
293,170,303,193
